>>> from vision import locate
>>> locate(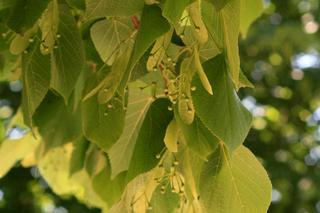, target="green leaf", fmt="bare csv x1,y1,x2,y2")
69,137,89,176
85,0,144,19
69,169,109,210
176,114,219,159
192,54,252,151
177,144,206,212
21,38,51,127
82,72,126,152
146,30,173,72
149,185,180,212
125,98,173,182
6,0,50,33
206,0,231,11
38,142,83,195
34,92,82,151
109,167,163,213
84,144,106,176
125,5,171,82
202,0,241,86
175,2,208,45
0,0,15,11
50,2,85,102
90,17,134,65
82,49,132,102
91,157,127,207
108,82,155,178
81,144,127,207
240,0,264,38
66,0,86,10
200,144,272,213
239,69,254,89
97,49,132,104
199,37,221,62
0,133,40,178
162,0,191,24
